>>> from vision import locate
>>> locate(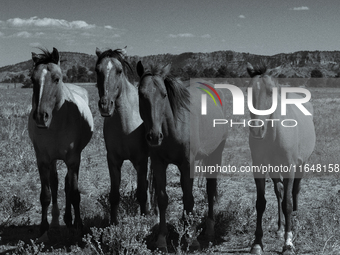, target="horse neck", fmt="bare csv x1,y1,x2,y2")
55,82,68,110
114,77,142,130
263,91,283,141
161,98,183,139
